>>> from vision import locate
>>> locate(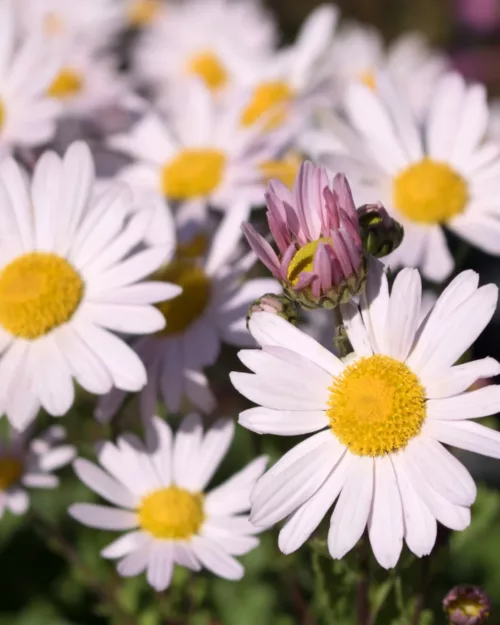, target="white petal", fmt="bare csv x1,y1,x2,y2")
339,302,372,357
173,413,203,490
117,543,152,577
422,358,500,399
386,269,421,361
38,445,75,471
392,453,437,557
248,312,343,376
145,416,173,486
73,458,138,508
239,407,328,436
69,503,138,530
205,203,249,275
251,439,344,528
426,386,500,420
190,536,244,580
173,542,201,571
22,473,58,488
328,455,374,559
420,227,454,283
424,419,500,459
6,488,29,515
31,337,75,417
147,542,174,592
101,531,151,559
368,456,403,569
359,256,390,354
404,437,476,506
279,453,349,555
80,303,165,335
205,456,268,517
194,419,234,491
